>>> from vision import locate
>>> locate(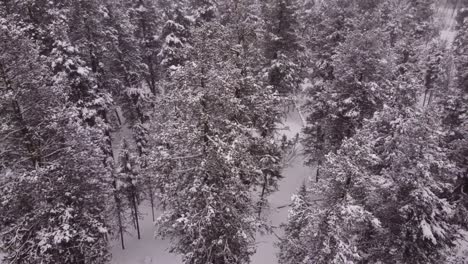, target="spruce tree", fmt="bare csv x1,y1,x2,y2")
150,2,286,258
153,21,258,264
289,106,465,263
302,0,438,177
0,19,110,263
443,1,468,230
220,0,285,216
263,0,303,96
158,4,191,75
277,182,313,264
